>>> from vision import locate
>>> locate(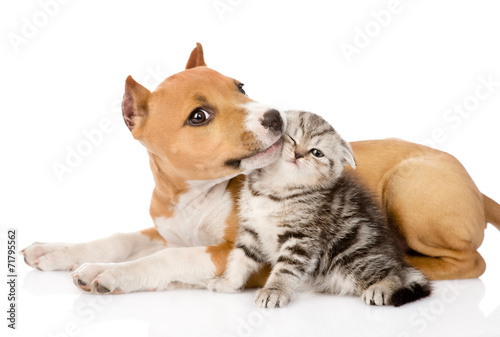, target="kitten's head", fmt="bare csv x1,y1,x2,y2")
266,110,355,188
